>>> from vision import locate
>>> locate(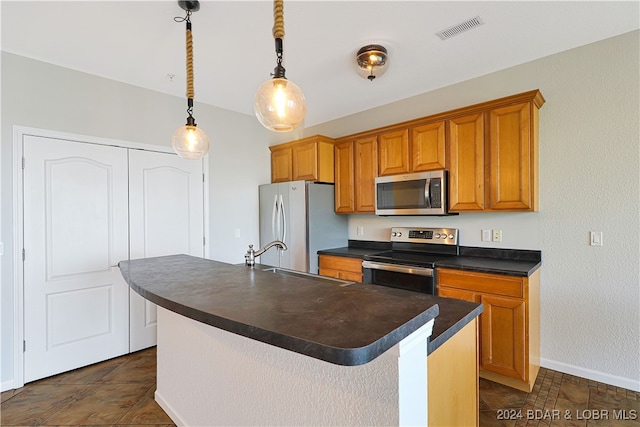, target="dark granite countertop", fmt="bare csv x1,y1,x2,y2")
317,240,391,259
435,257,540,277
318,241,541,277
427,296,483,354
119,254,479,366
435,246,541,277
